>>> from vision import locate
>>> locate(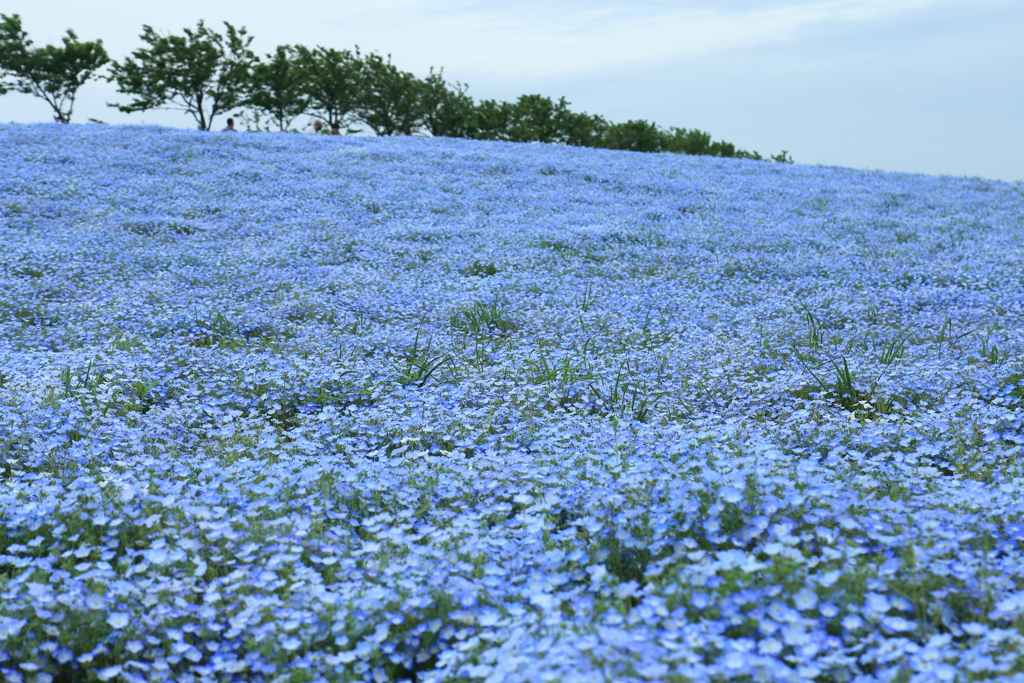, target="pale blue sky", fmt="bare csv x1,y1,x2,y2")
2,0,1021,180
